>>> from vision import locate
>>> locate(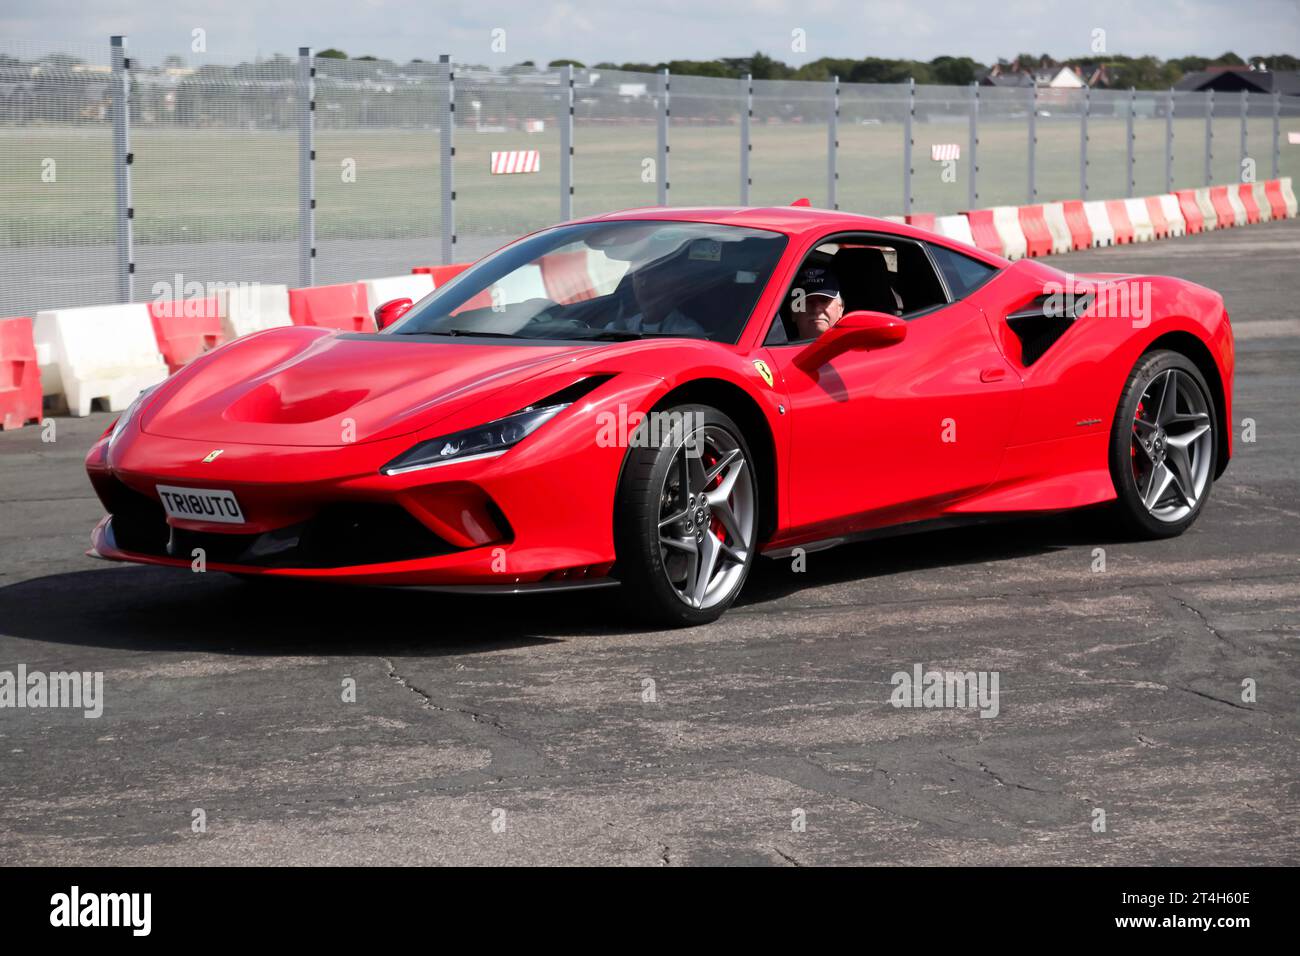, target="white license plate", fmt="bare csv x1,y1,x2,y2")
157,485,246,525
